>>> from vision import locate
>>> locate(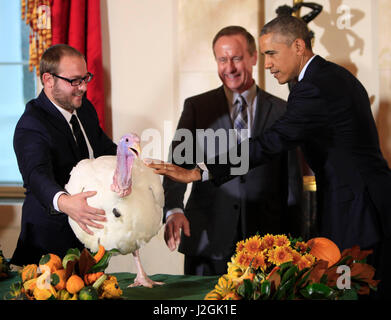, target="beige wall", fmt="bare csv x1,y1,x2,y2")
264,0,379,108
1,0,389,276
377,0,391,165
